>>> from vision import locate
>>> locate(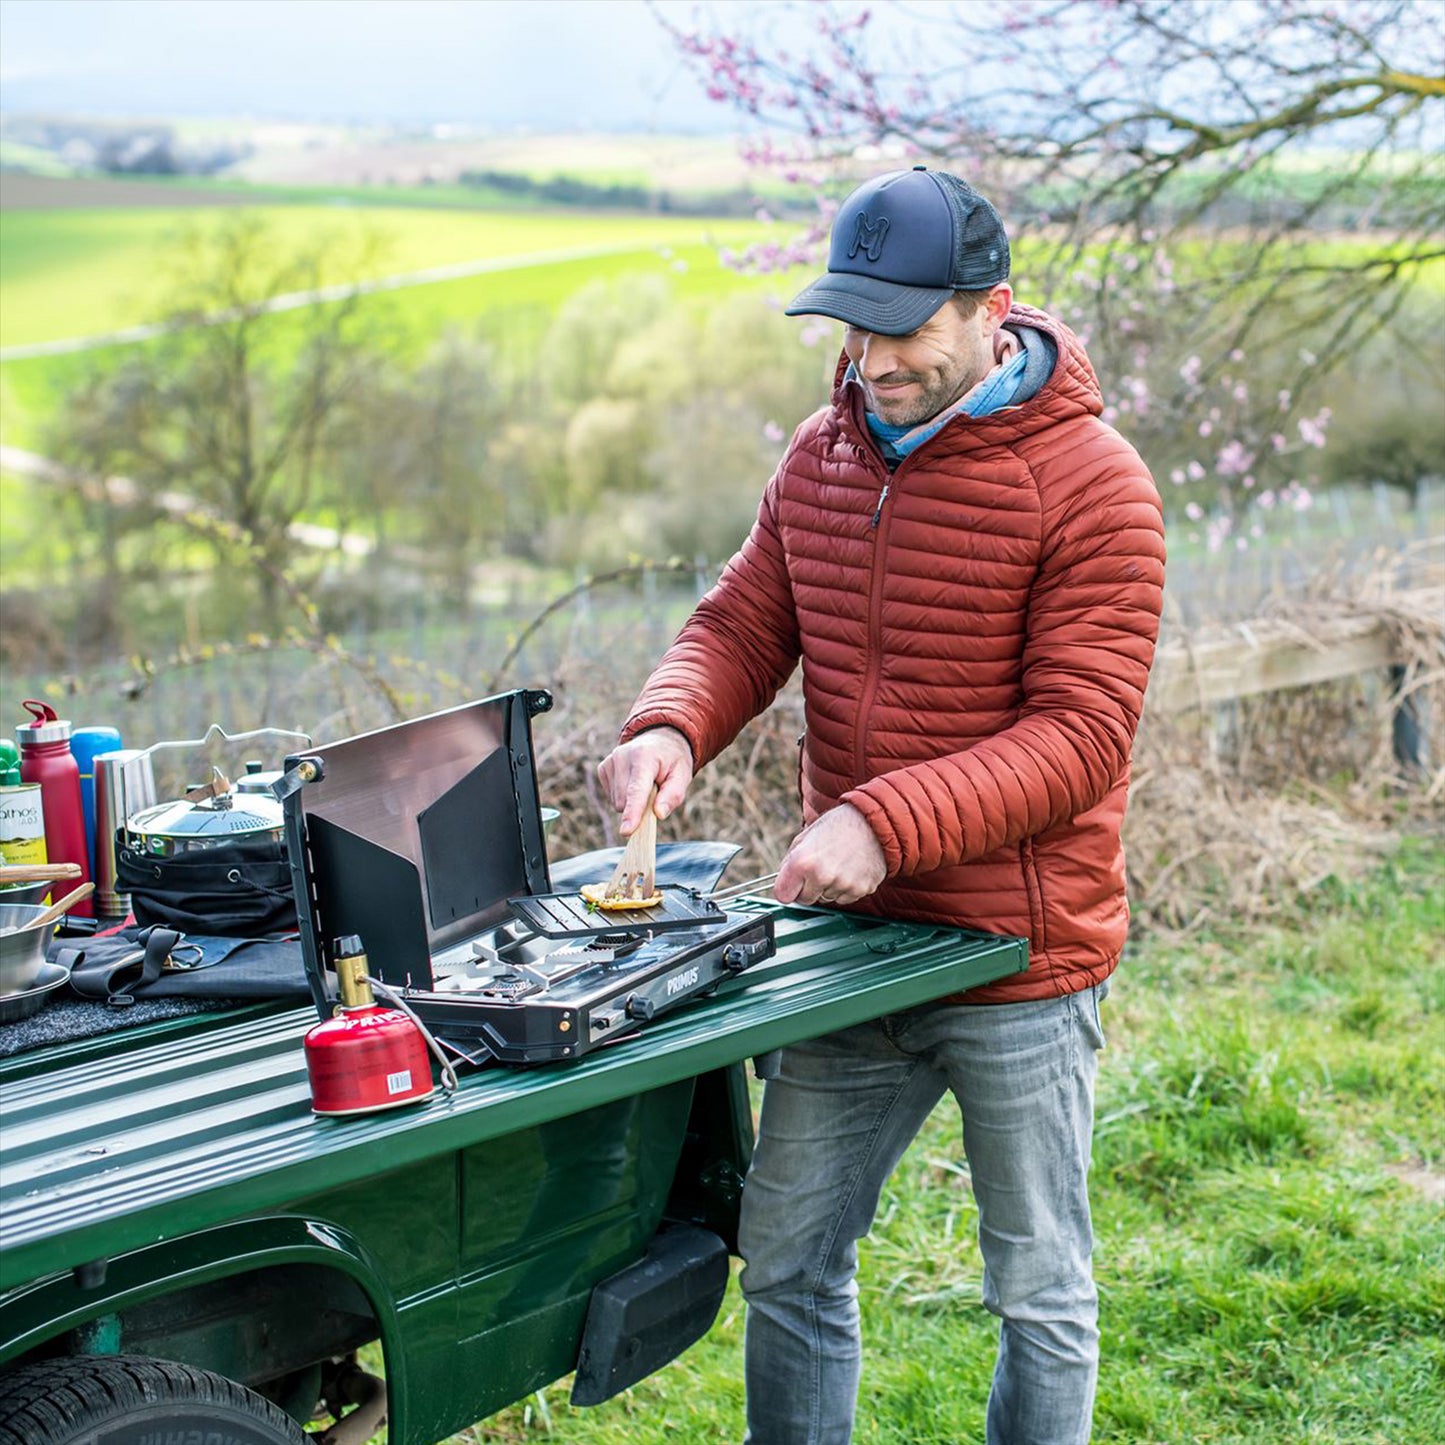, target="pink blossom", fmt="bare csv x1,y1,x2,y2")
763,420,784,443
1215,440,1255,477
1205,514,1234,554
